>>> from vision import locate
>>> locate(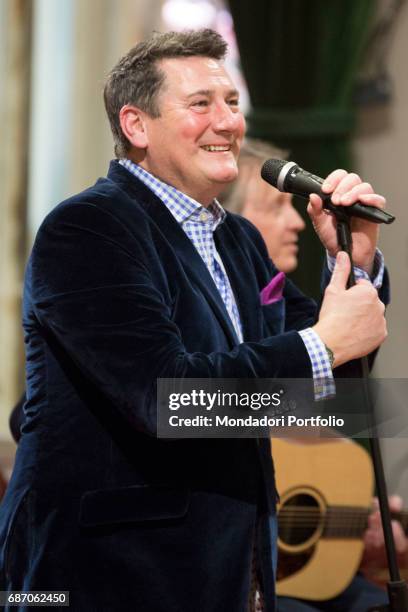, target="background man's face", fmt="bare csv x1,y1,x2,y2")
139,56,245,205
241,170,305,273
